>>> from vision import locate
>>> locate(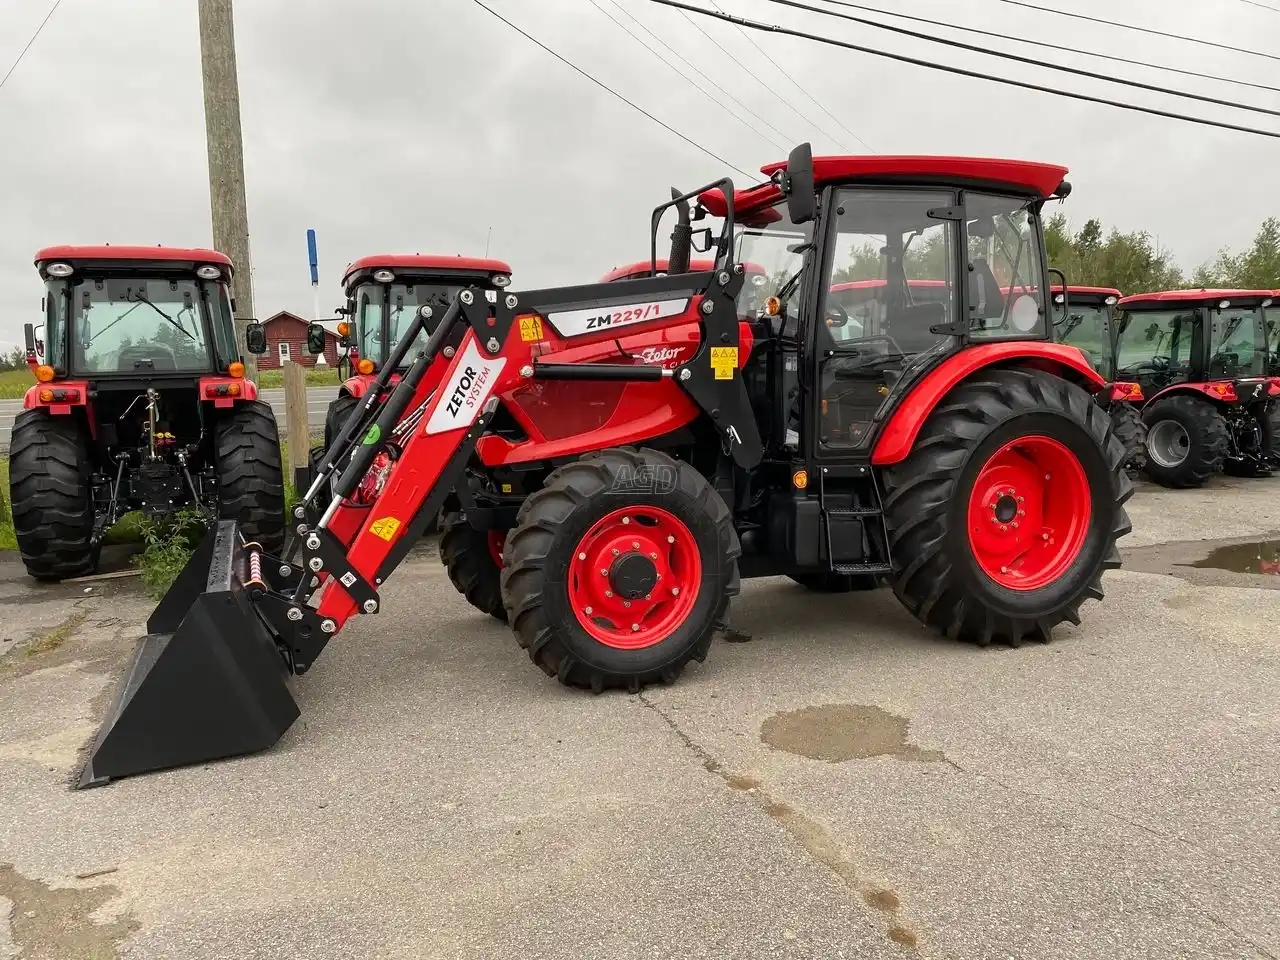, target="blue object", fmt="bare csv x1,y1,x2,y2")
306,229,319,285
